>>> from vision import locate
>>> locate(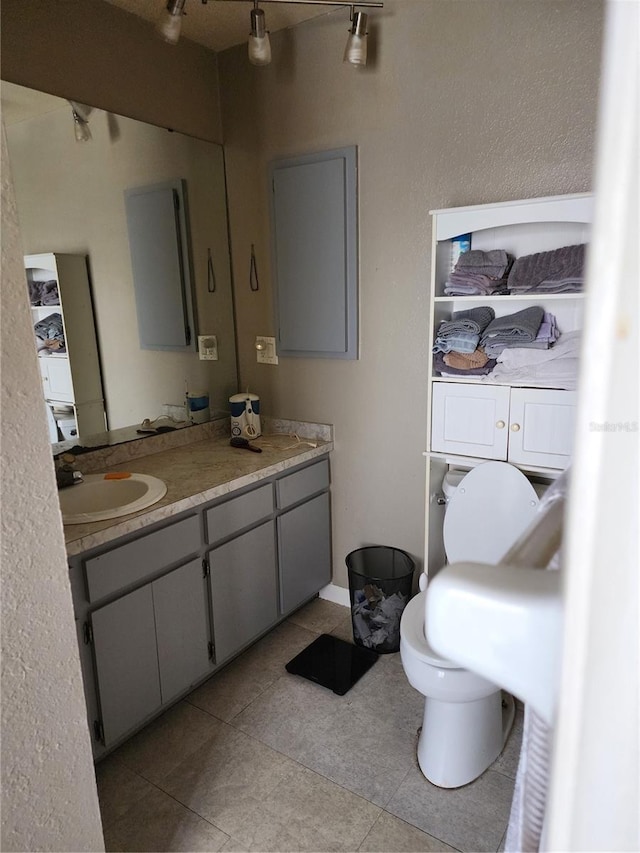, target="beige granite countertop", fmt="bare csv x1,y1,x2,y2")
64,429,332,556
